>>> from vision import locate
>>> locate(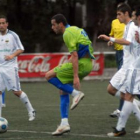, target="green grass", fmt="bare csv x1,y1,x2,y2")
0,80,140,140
